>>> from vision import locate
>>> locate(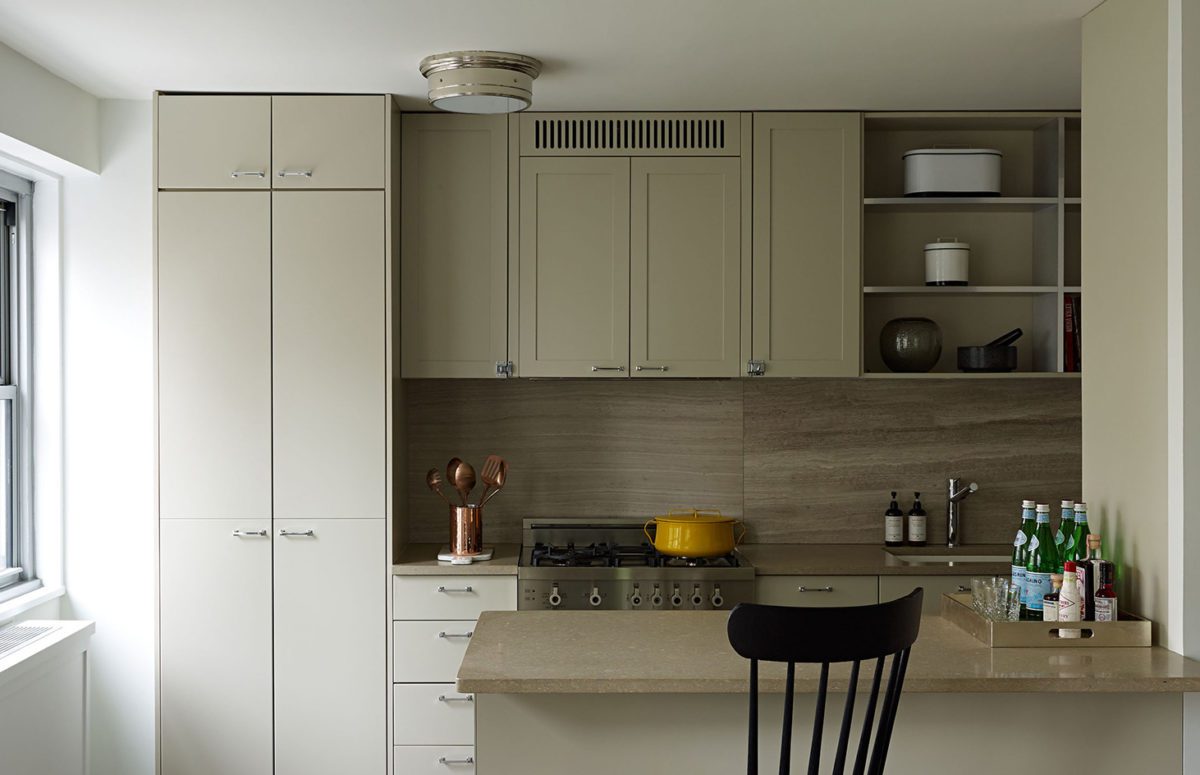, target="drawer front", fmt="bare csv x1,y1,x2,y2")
394,621,477,683
394,746,475,774
756,575,878,607
393,684,475,745
880,575,986,614
272,95,386,189
393,576,517,620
